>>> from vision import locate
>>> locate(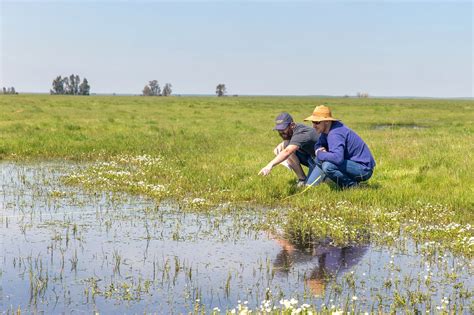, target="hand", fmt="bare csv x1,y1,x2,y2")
315,147,326,155
258,165,272,176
